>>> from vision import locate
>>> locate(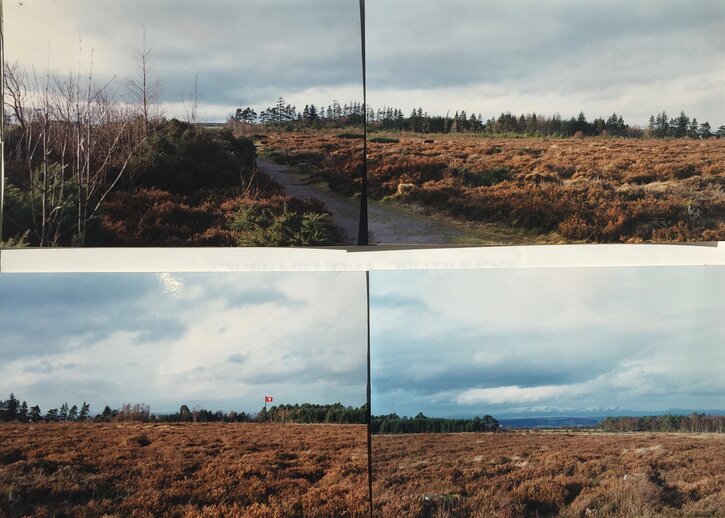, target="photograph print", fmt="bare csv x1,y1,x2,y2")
1,0,366,248
0,271,369,516
370,266,725,517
